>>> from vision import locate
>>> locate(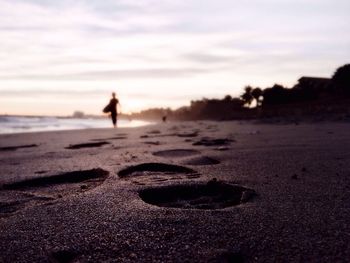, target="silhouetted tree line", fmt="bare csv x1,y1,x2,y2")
130,64,350,121
131,96,248,121
241,64,350,107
